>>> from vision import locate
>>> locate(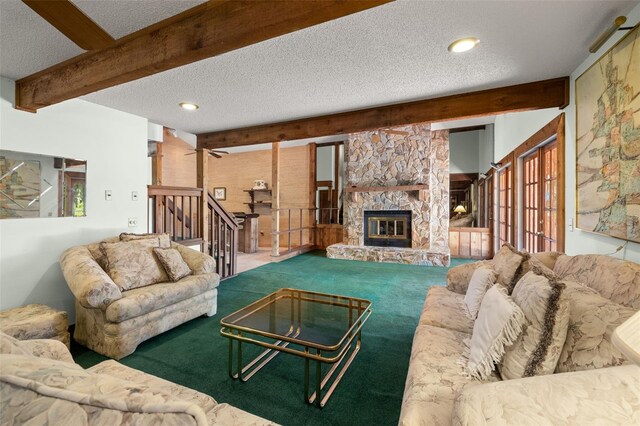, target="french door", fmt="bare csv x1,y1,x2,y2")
497,165,513,247
522,139,559,252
